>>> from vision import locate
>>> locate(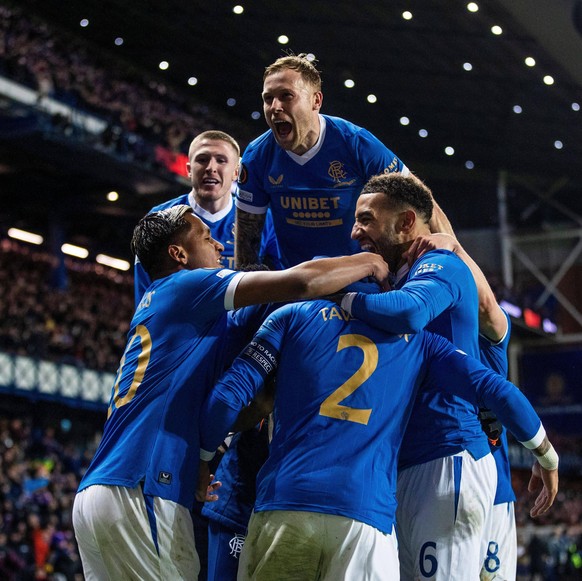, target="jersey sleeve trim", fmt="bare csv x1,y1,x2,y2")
224,272,246,311
519,424,546,450
235,197,269,214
